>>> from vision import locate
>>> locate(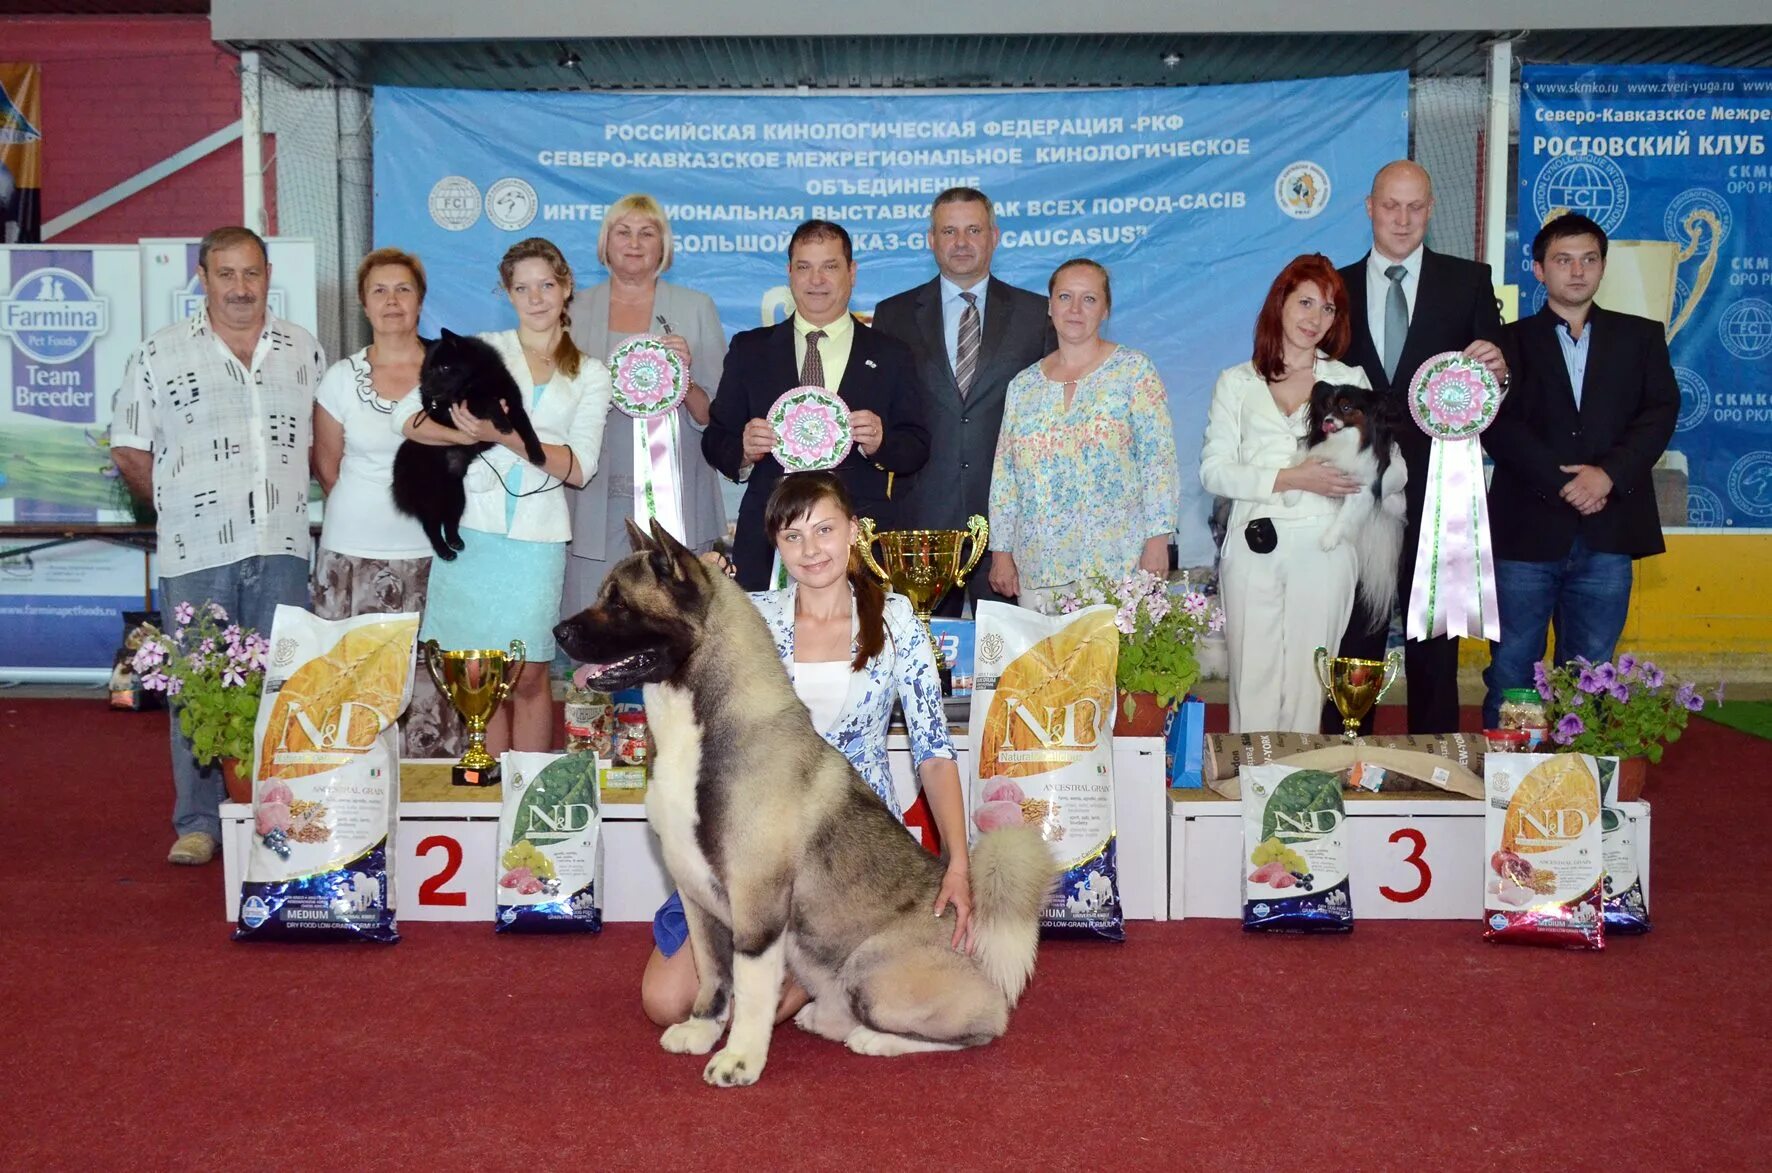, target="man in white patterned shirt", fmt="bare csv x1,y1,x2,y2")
111,227,325,865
